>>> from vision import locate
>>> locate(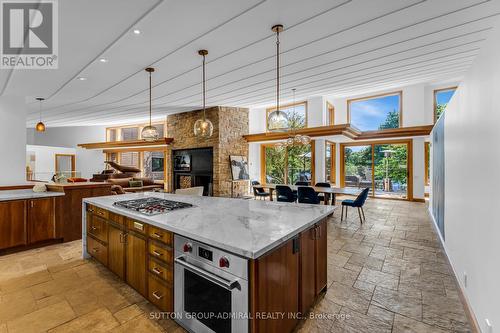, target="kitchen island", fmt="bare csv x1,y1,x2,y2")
83,192,335,333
